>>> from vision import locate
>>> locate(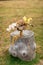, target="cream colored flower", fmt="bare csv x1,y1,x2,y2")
9,23,17,30
9,25,14,30
6,28,11,32
12,23,17,27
